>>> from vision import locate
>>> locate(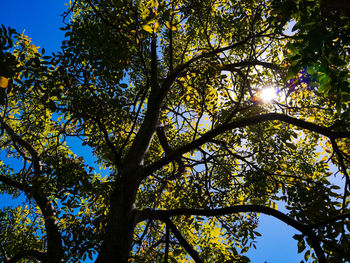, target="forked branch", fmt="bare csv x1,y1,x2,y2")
138,205,330,263
145,113,350,176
